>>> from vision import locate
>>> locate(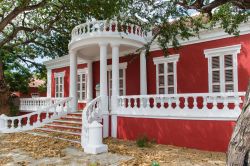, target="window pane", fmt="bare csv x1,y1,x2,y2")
168,87,174,94
168,63,173,73
82,92,85,99
82,83,85,90
212,56,220,69
60,85,63,91
225,84,234,92
77,92,80,99
82,74,86,81
119,69,123,77
60,77,63,84
77,83,80,90
159,88,165,94
56,85,58,92
225,55,233,67
159,76,165,86
212,85,220,92
120,90,123,95
55,78,58,84
77,75,80,82
212,71,220,83
168,75,174,86
158,64,164,74
119,80,123,88
225,69,233,82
